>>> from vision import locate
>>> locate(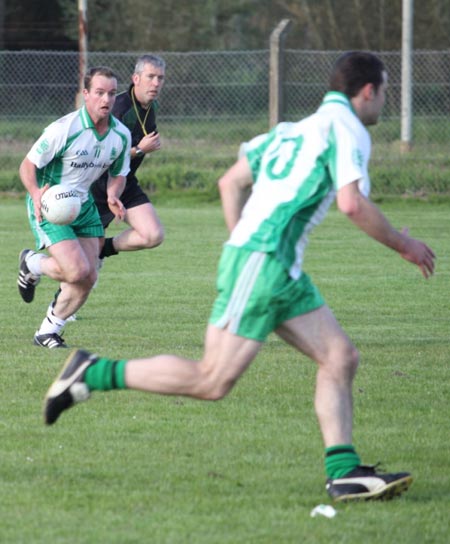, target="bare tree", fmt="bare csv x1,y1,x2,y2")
352,0,369,49
322,0,342,49
0,0,4,50
279,0,324,49
21,0,450,52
